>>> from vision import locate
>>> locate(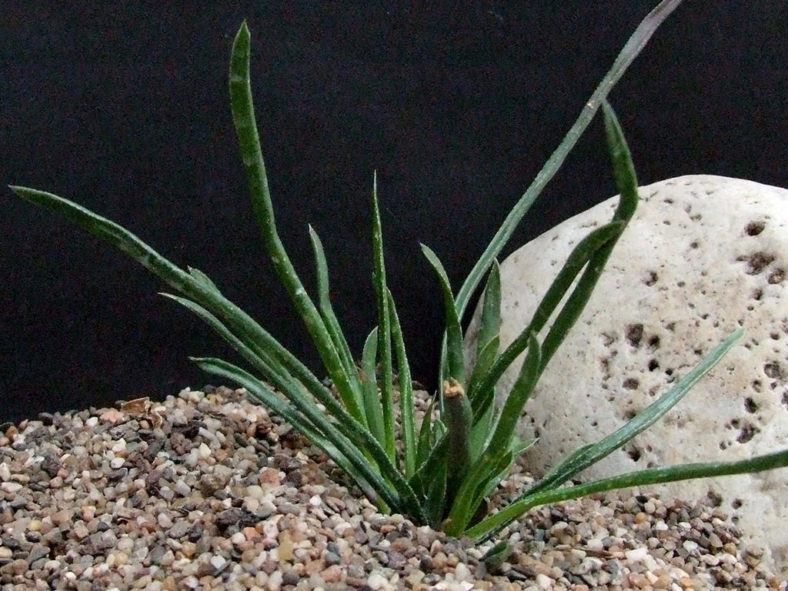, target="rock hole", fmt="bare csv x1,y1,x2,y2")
764,361,782,380
739,251,775,275
648,335,661,350
751,288,763,301
751,380,762,393
745,221,765,236
625,324,643,348
744,398,758,413
648,359,659,371
623,378,639,390
627,447,641,462
736,422,758,443
690,241,699,249
705,490,723,507
768,268,784,284
731,498,743,509
644,271,658,286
